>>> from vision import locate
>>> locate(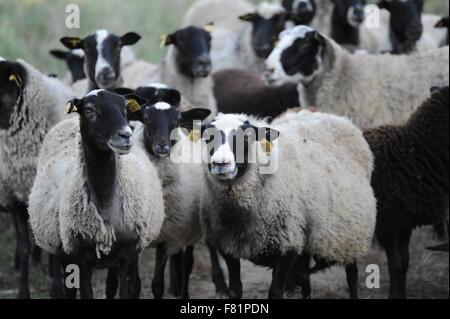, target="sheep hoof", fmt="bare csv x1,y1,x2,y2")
215,291,230,299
